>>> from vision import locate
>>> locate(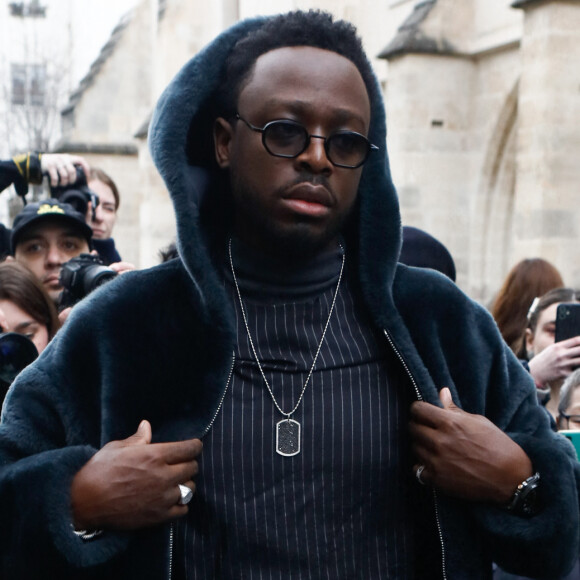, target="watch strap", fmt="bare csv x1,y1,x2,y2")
506,472,541,517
